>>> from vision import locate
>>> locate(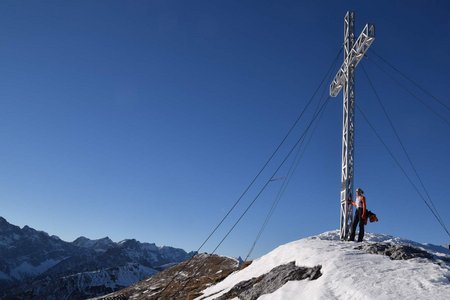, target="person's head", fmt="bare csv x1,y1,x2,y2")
356,188,364,195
